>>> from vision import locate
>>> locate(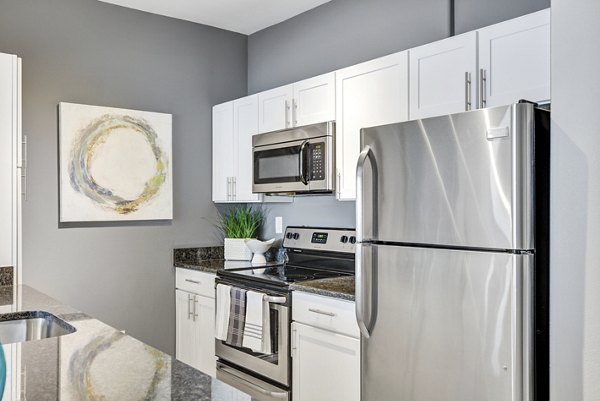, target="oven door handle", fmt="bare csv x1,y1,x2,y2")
299,140,310,185
264,295,287,304
217,364,289,399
